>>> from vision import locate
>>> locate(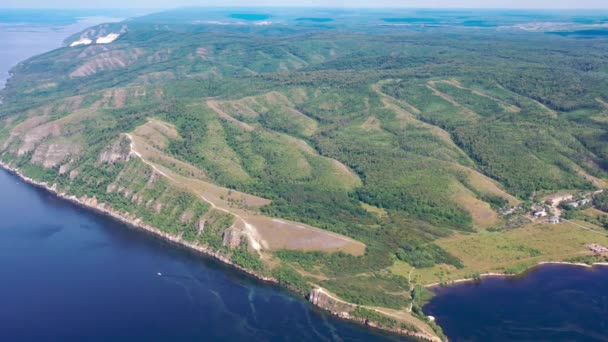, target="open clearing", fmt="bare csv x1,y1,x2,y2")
452,183,498,229
450,163,520,206
411,221,608,285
